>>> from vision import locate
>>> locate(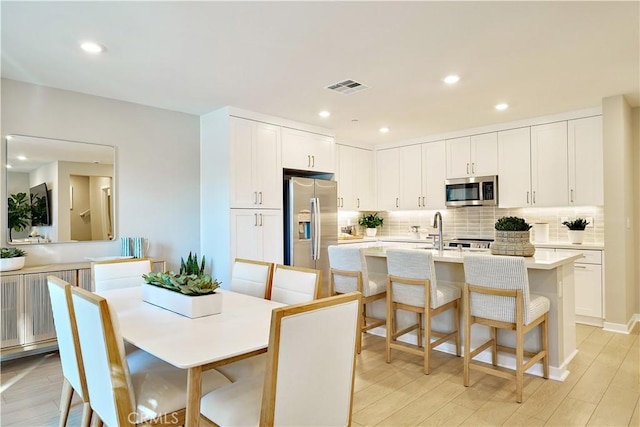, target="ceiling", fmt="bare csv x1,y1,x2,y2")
2,1,639,146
